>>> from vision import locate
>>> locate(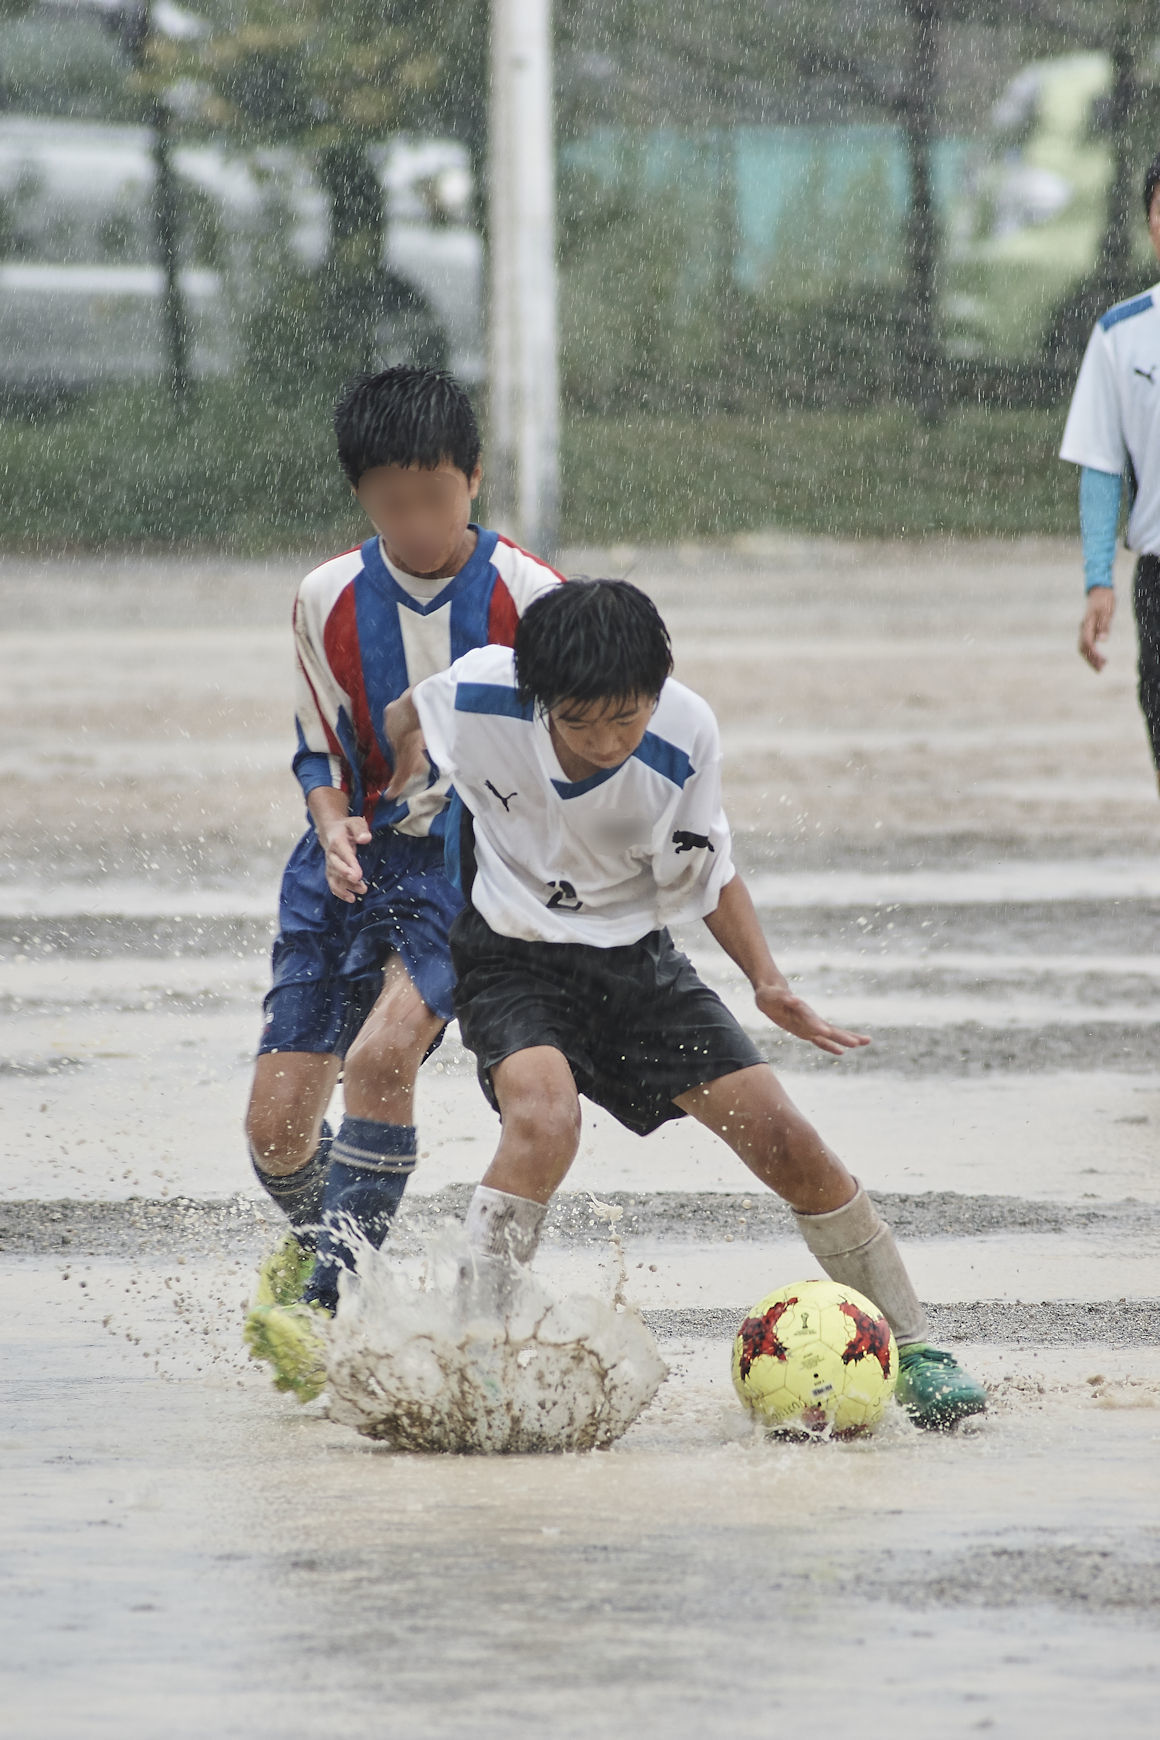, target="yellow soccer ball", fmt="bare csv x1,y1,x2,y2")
731,1278,898,1437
